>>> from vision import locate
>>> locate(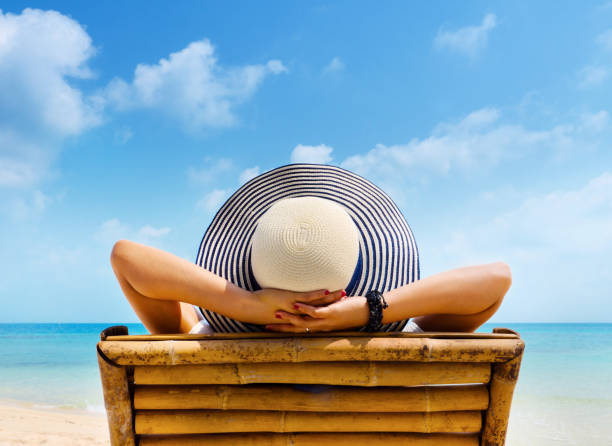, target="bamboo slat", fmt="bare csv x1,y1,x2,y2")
97,348,135,446
106,331,519,341
481,350,524,446
99,337,524,365
133,384,489,412
100,325,129,340
492,328,519,336
134,409,482,434
138,432,480,446
133,361,491,386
